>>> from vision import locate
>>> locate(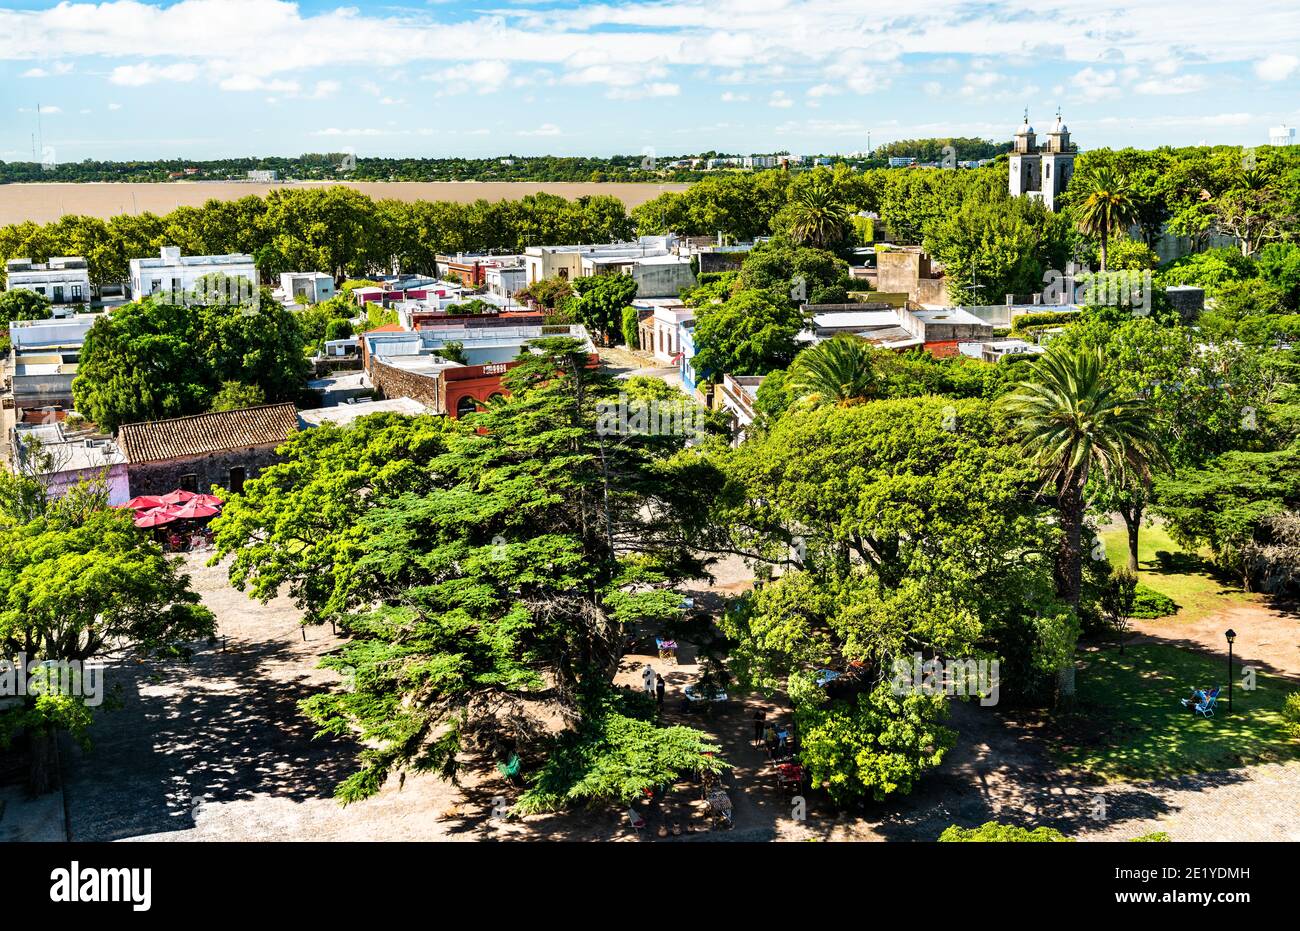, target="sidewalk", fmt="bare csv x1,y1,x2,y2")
0,783,68,842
